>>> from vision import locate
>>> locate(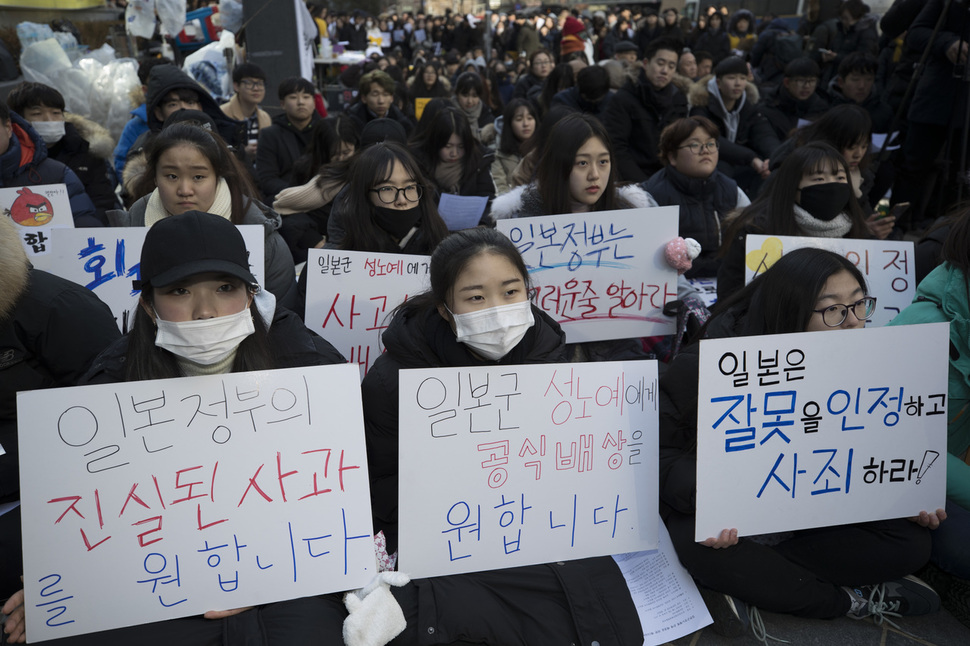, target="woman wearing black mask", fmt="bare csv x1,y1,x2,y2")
716,142,870,301
326,141,449,255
